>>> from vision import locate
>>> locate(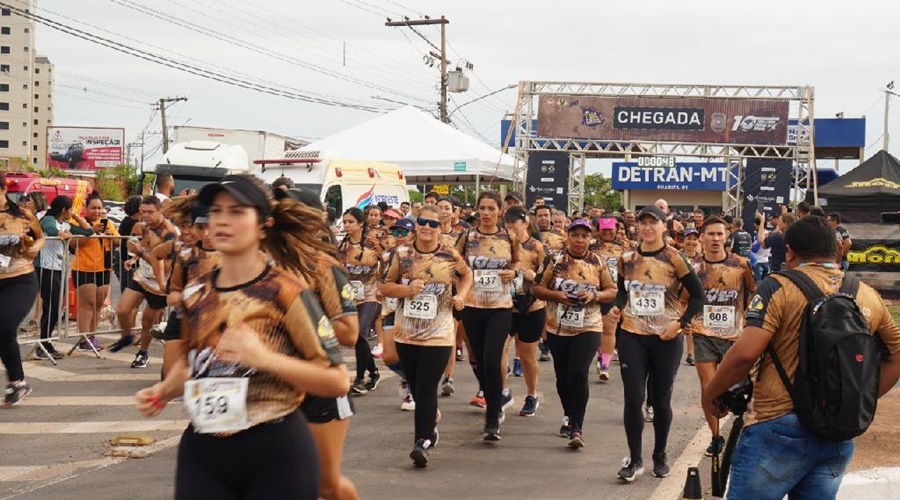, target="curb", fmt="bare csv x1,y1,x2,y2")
838,467,900,499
